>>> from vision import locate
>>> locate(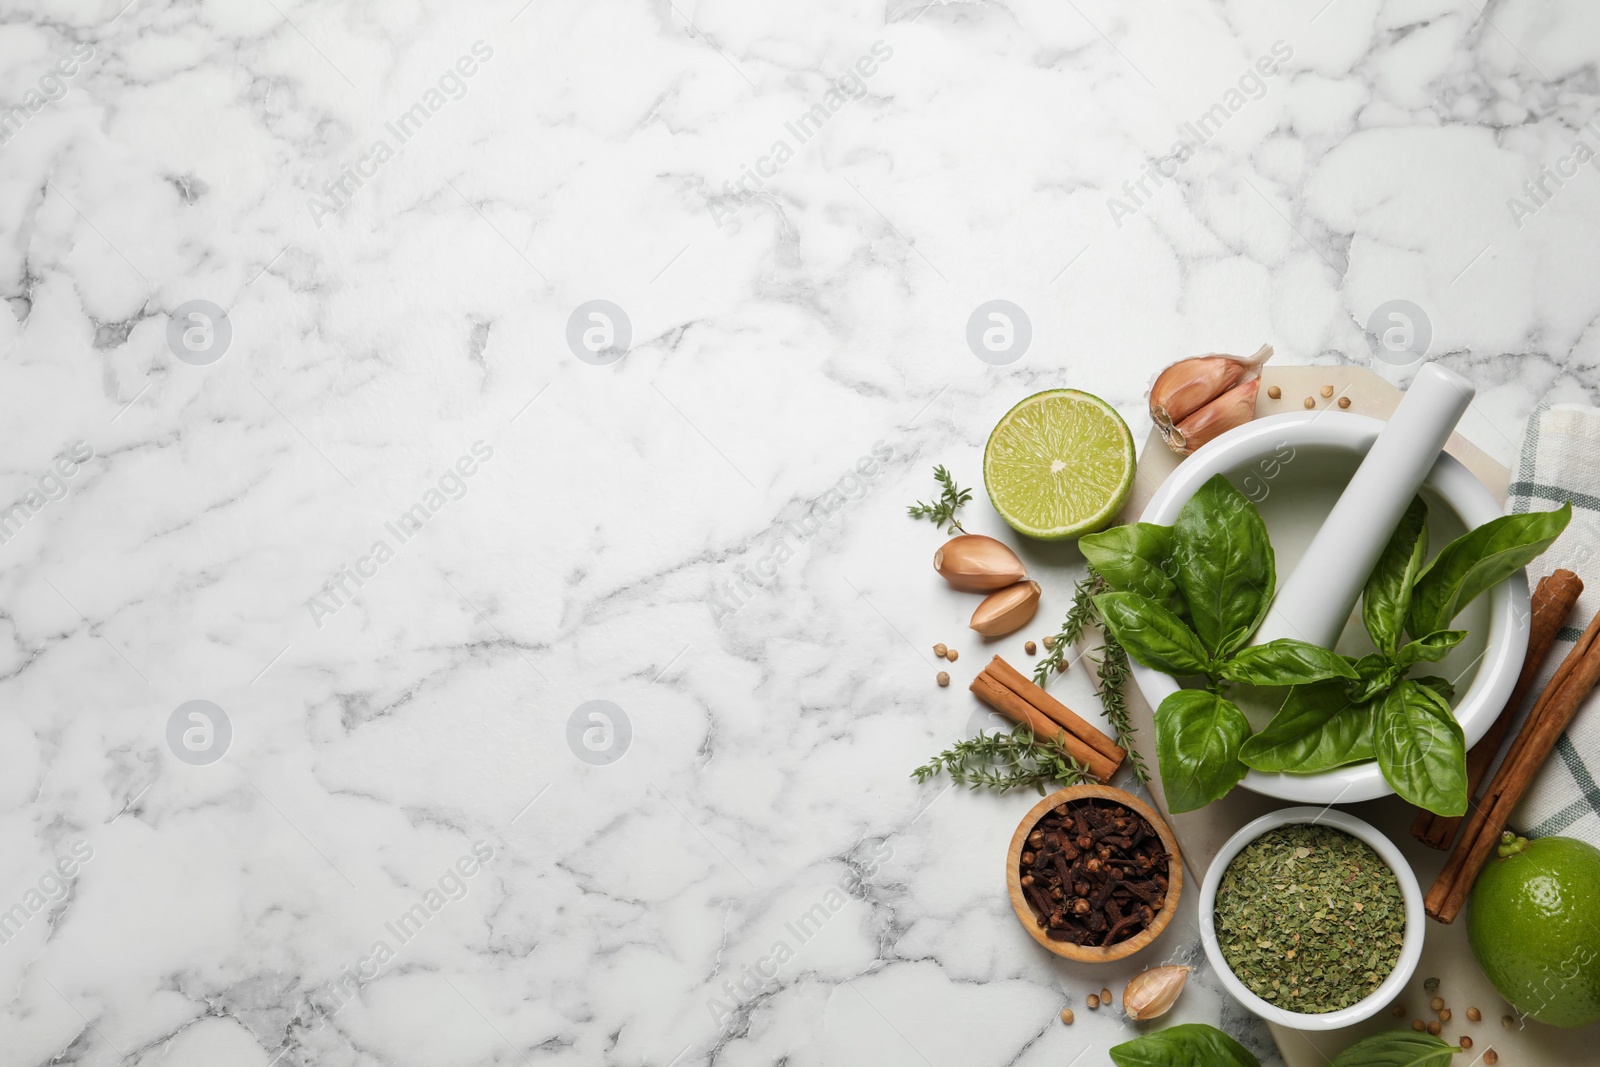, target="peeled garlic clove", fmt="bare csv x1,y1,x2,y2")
1122,965,1189,1022
934,534,1027,592
1170,377,1261,454
970,580,1040,636
1149,343,1273,453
